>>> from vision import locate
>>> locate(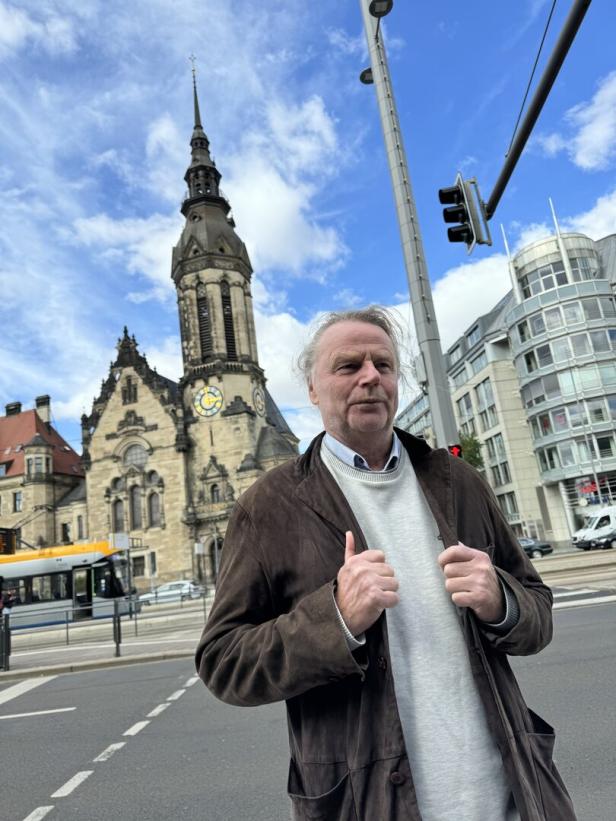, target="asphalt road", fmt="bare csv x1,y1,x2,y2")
0,601,614,821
